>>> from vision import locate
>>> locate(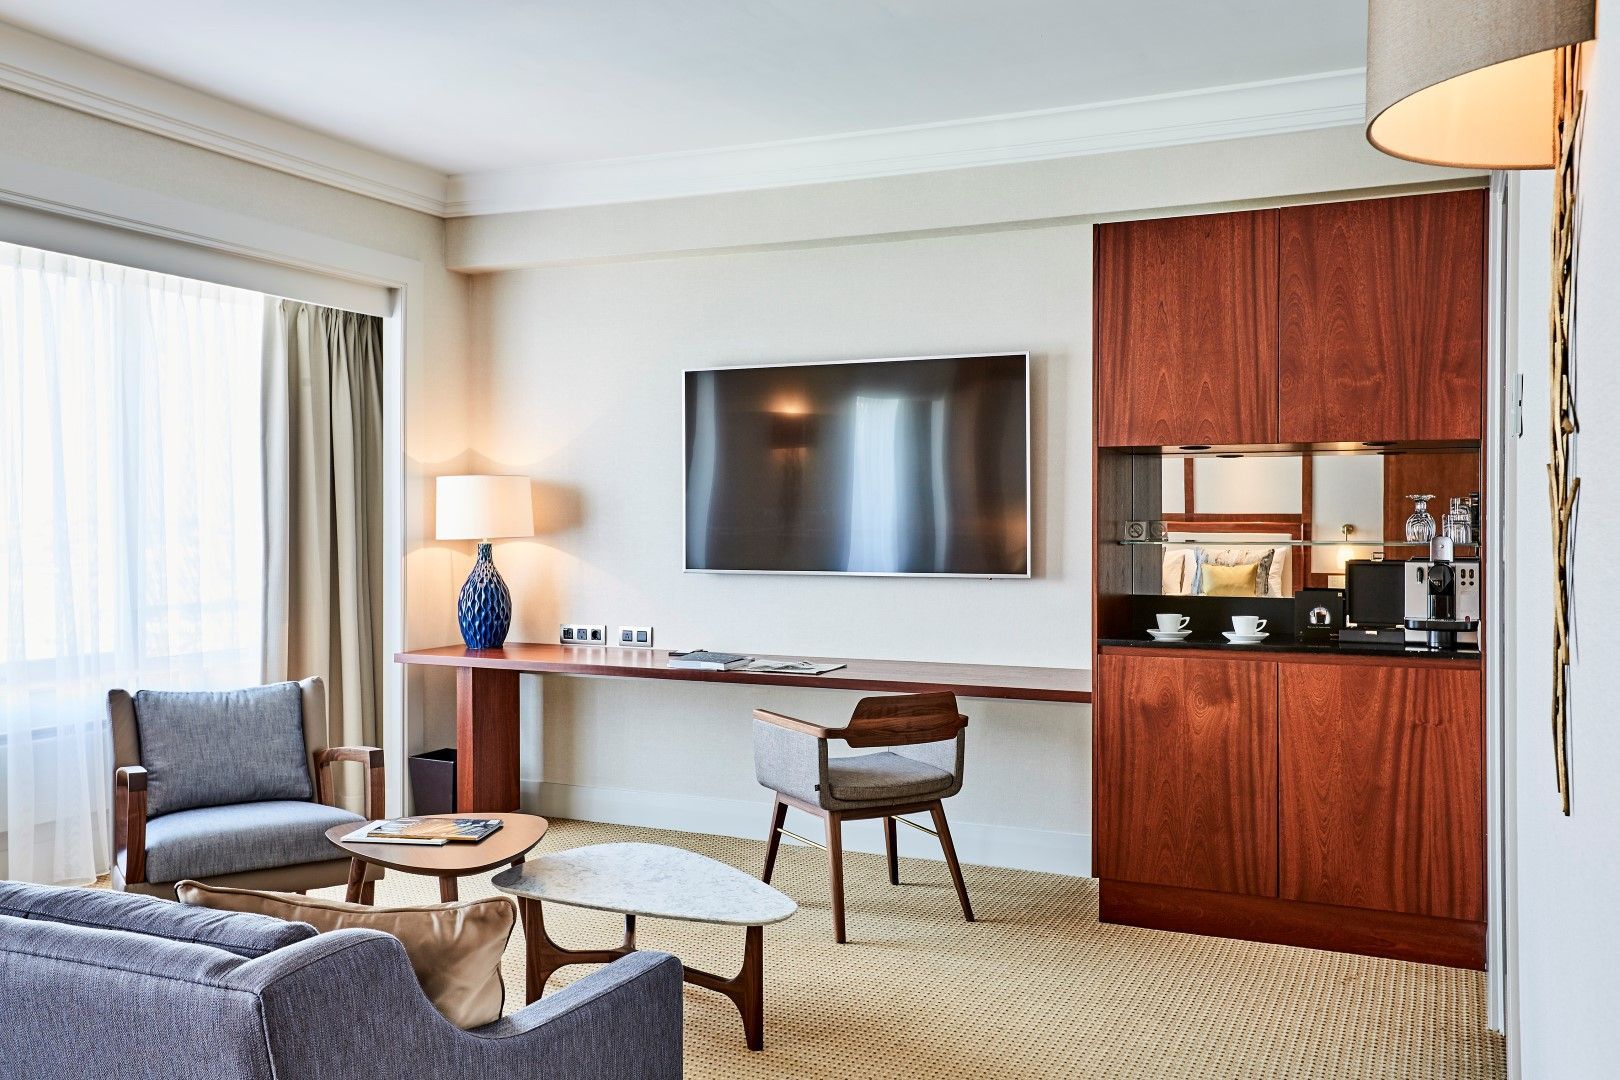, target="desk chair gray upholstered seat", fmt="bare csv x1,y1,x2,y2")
0,881,683,1080
107,677,385,898
753,691,974,943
